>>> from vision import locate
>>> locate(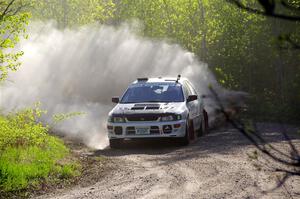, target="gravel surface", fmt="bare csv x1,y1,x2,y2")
37,124,300,199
